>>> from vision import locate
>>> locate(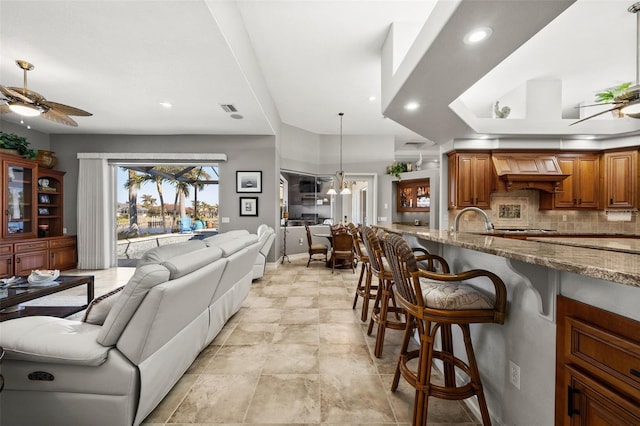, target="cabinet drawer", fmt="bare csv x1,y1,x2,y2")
0,245,11,255
49,237,76,249
565,317,640,396
14,241,48,253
